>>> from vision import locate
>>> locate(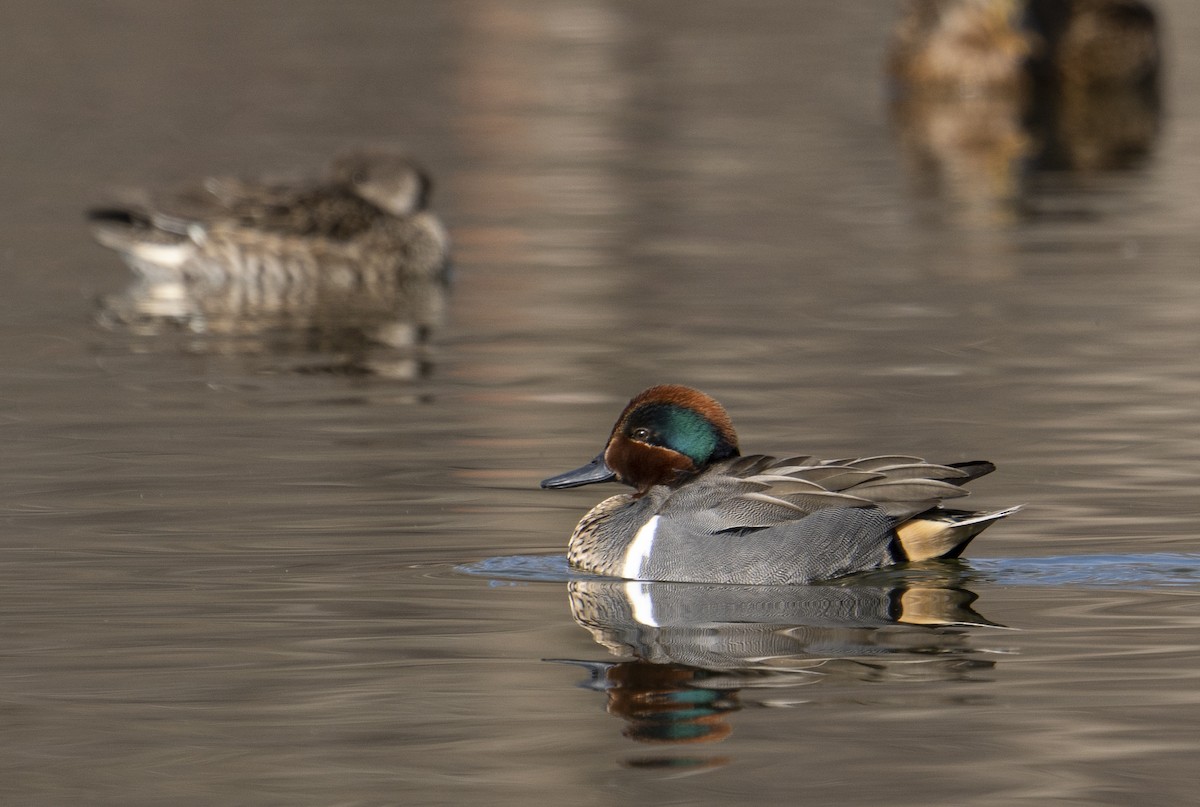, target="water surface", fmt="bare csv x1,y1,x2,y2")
2,2,1199,804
